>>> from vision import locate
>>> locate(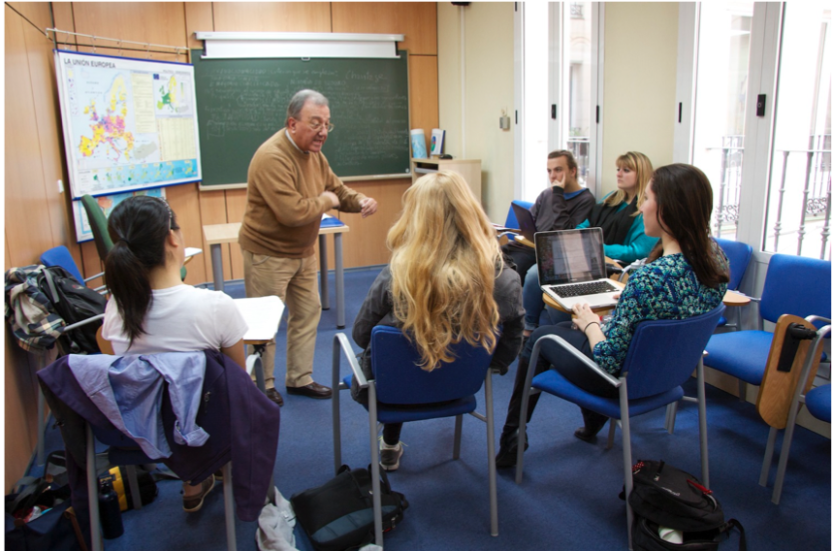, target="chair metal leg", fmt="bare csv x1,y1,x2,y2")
485,371,498,537
332,339,343,474
124,465,143,510
618,381,634,551
453,415,463,460
738,380,747,403
606,420,617,450
222,462,237,551
368,384,383,547
37,388,45,466
696,358,710,488
665,402,678,434
759,426,778,487
772,401,804,505
86,423,103,551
